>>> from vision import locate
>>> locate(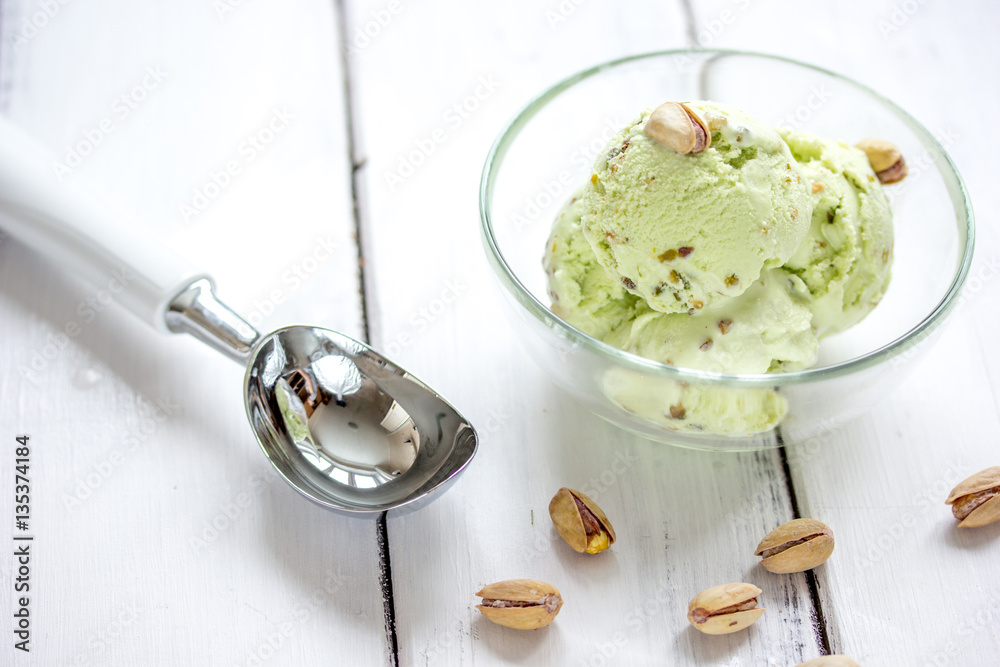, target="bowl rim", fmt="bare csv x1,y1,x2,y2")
479,48,975,387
